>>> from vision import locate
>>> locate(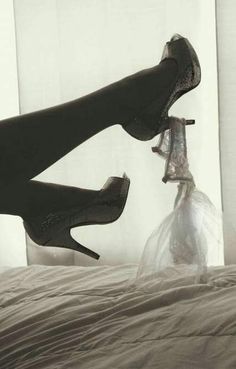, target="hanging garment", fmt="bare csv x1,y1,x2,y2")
137,117,222,283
